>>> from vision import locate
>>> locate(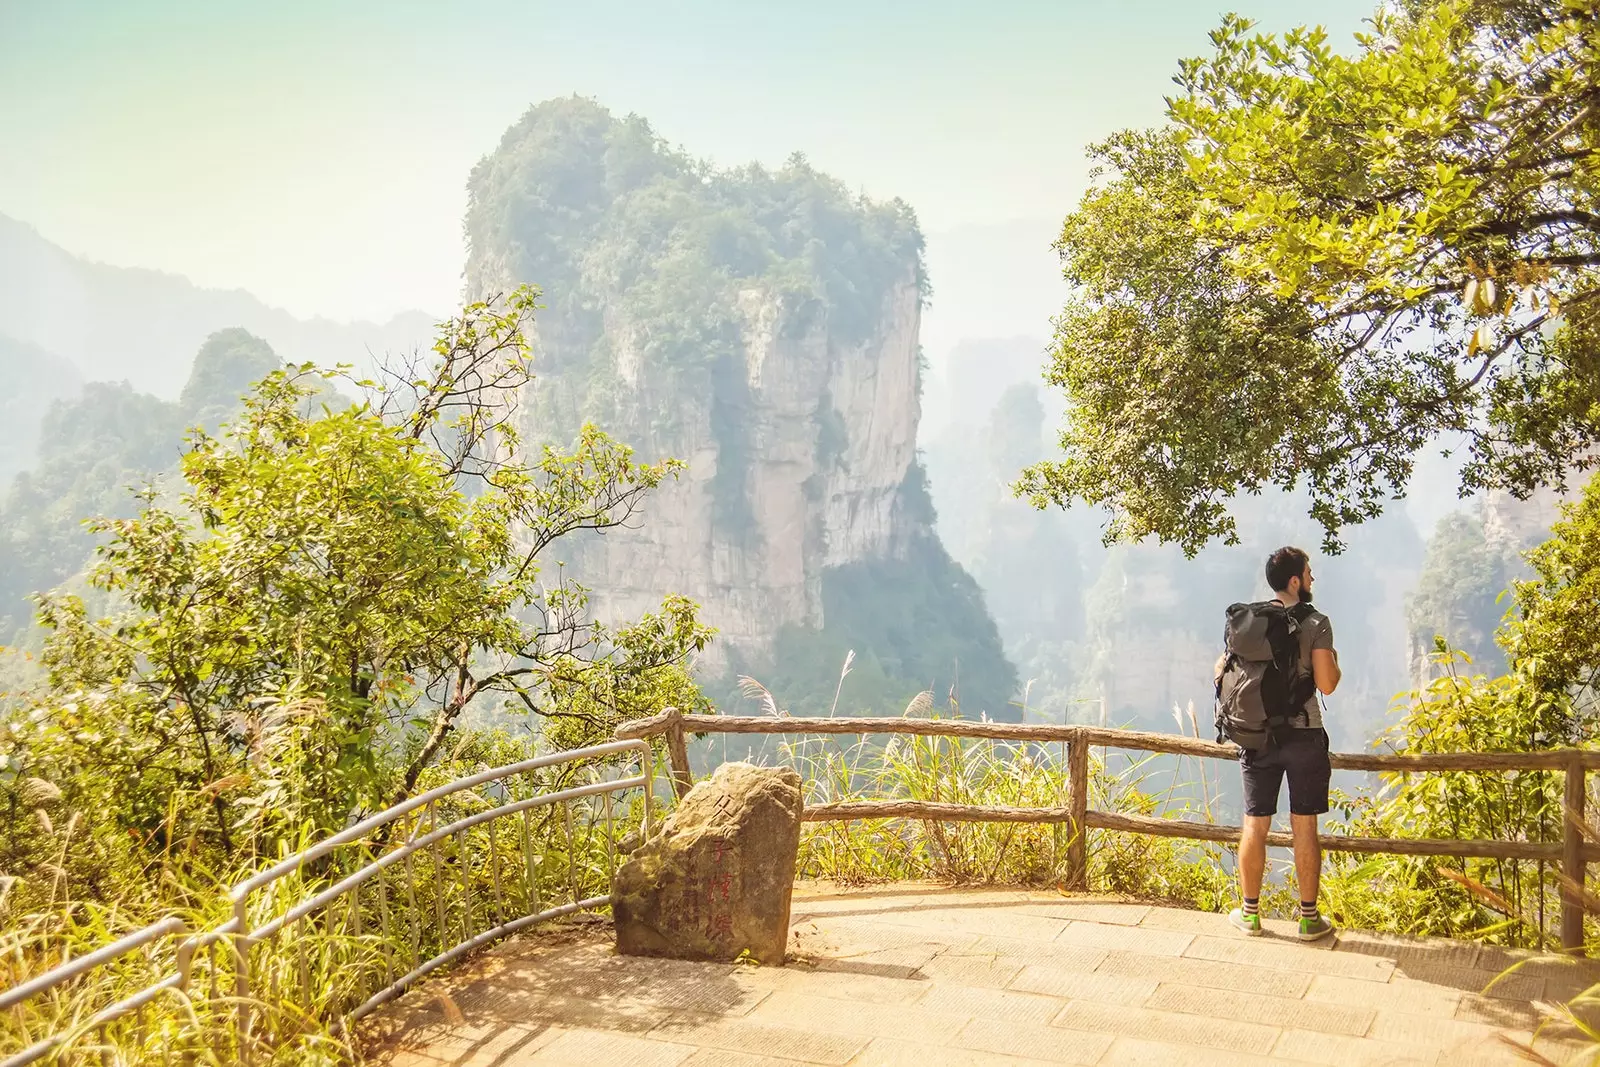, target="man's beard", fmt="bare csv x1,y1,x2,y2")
1299,587,1313,605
